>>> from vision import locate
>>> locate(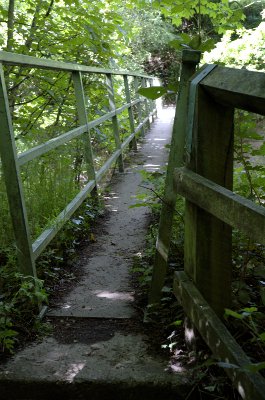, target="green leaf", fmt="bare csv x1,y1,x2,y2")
188,35,201,50
138,86,167,100
0,329,18,339
259,332,265,342
244,362,265,373
179,33,191,43
170,320,182,327
166,83,179,93
199,38,215,52
168,39,184,50
256,143,265,156
217,361,240,369
161,286,172,293
224,308,244,319
241,307,257,314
